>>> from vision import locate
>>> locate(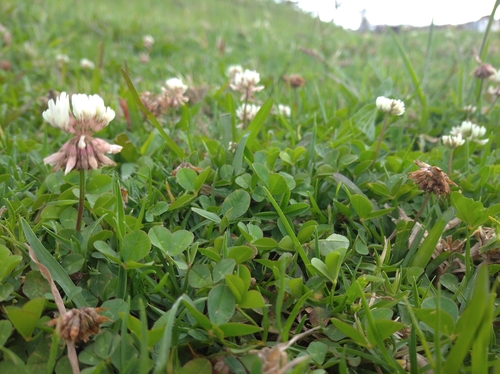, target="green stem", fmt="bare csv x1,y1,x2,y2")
412,192,432,231
76,168,86,231
371,113,389,170
447,149,453,175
